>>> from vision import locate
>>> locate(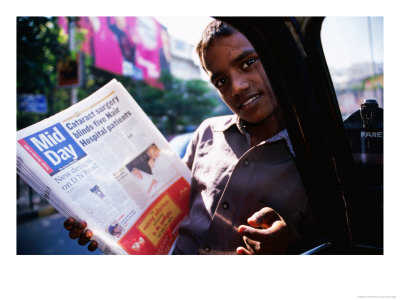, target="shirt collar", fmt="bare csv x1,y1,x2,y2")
212,114,240,132
265,128,295,157
214,115,295,156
